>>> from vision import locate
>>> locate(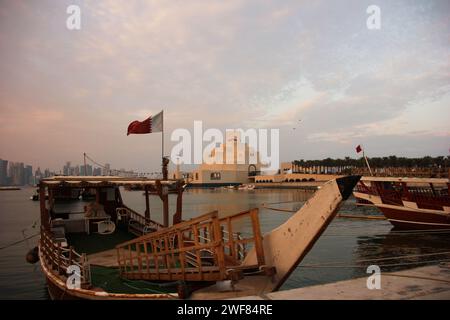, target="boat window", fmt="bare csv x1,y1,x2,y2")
210,172,221,180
